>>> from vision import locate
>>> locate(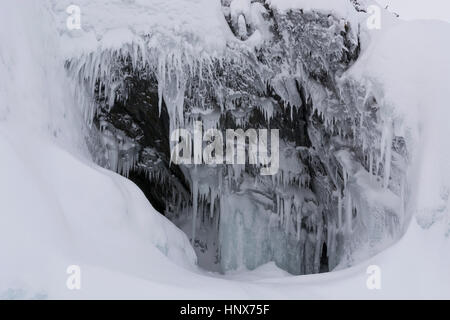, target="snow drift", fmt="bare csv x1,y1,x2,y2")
0,0,448,299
